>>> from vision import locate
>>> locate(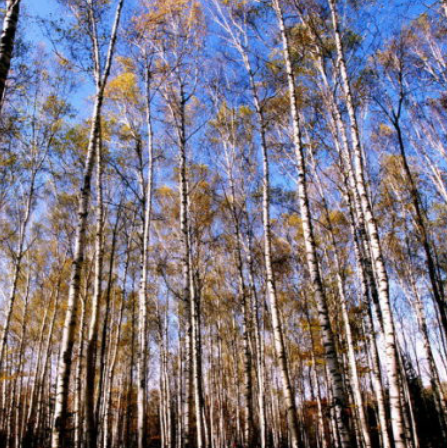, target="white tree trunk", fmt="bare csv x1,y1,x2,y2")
243,48,301,448
0,0,20,109
328,1,408,446
273,2,351,446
